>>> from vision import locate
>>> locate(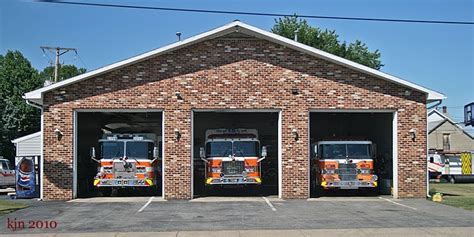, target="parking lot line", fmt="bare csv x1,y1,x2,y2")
262,196,277,211
137,196,154,213
378,196,417,210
